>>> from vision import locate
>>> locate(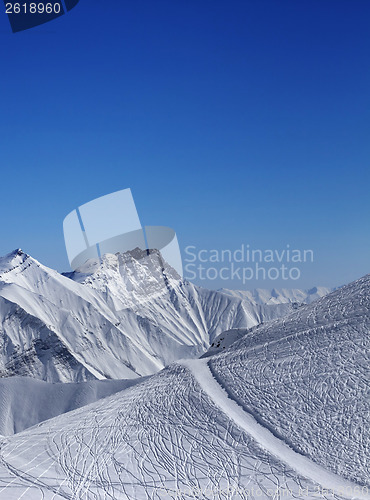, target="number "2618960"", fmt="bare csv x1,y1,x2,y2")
5,3,61,14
